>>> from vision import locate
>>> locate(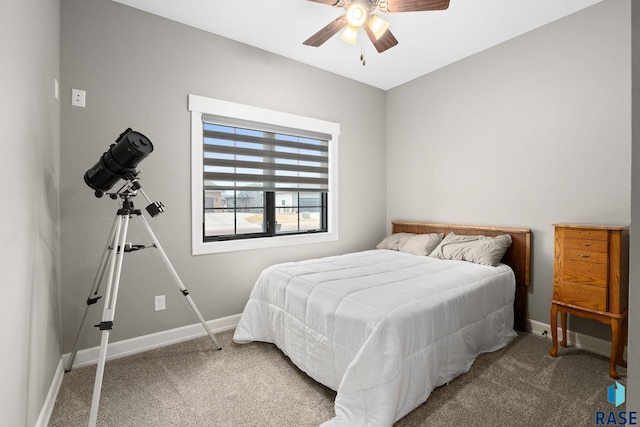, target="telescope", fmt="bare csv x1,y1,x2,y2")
68,127,221,427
